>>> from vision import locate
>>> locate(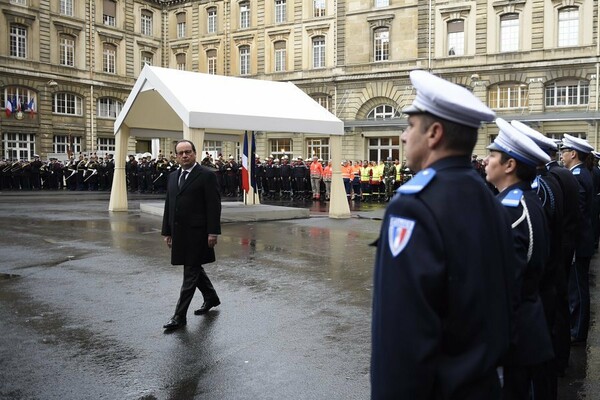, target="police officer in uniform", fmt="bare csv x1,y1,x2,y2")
372,70,515,399
485,118,554,399
561,134,595,346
